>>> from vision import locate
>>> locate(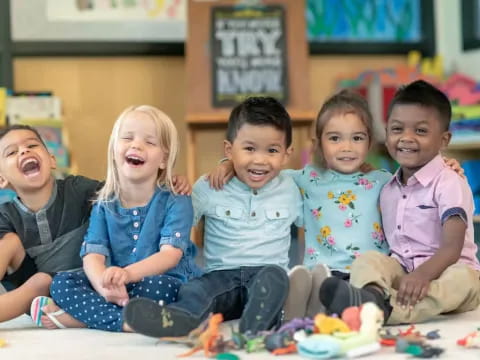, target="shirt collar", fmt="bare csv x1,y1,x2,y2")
390,154,445,187
230,175,281,194
14,176,58,214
